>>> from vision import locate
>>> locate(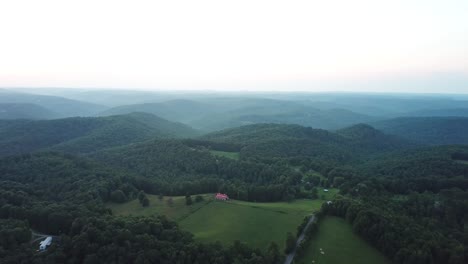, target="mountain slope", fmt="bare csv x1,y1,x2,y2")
0,103,59,119
371,117,468,145
100,98,380,131
99,100,213,123
0,112,198,156
401,108,468,117
0,89,107,117
229,108,379,131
